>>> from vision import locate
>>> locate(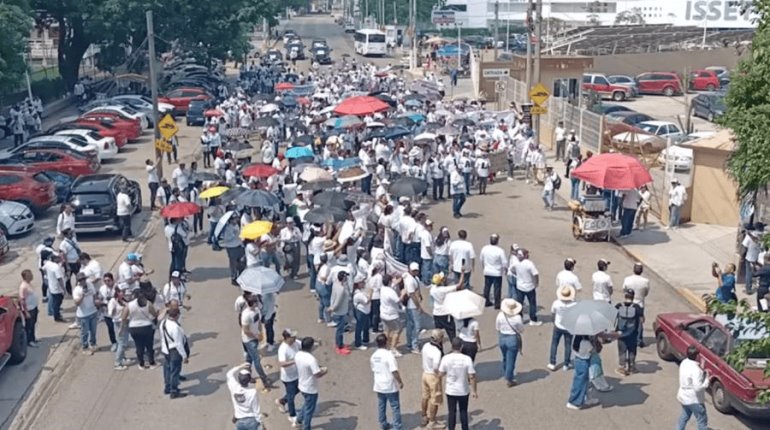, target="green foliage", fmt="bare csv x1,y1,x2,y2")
719,0,770,198
0,0,32,93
